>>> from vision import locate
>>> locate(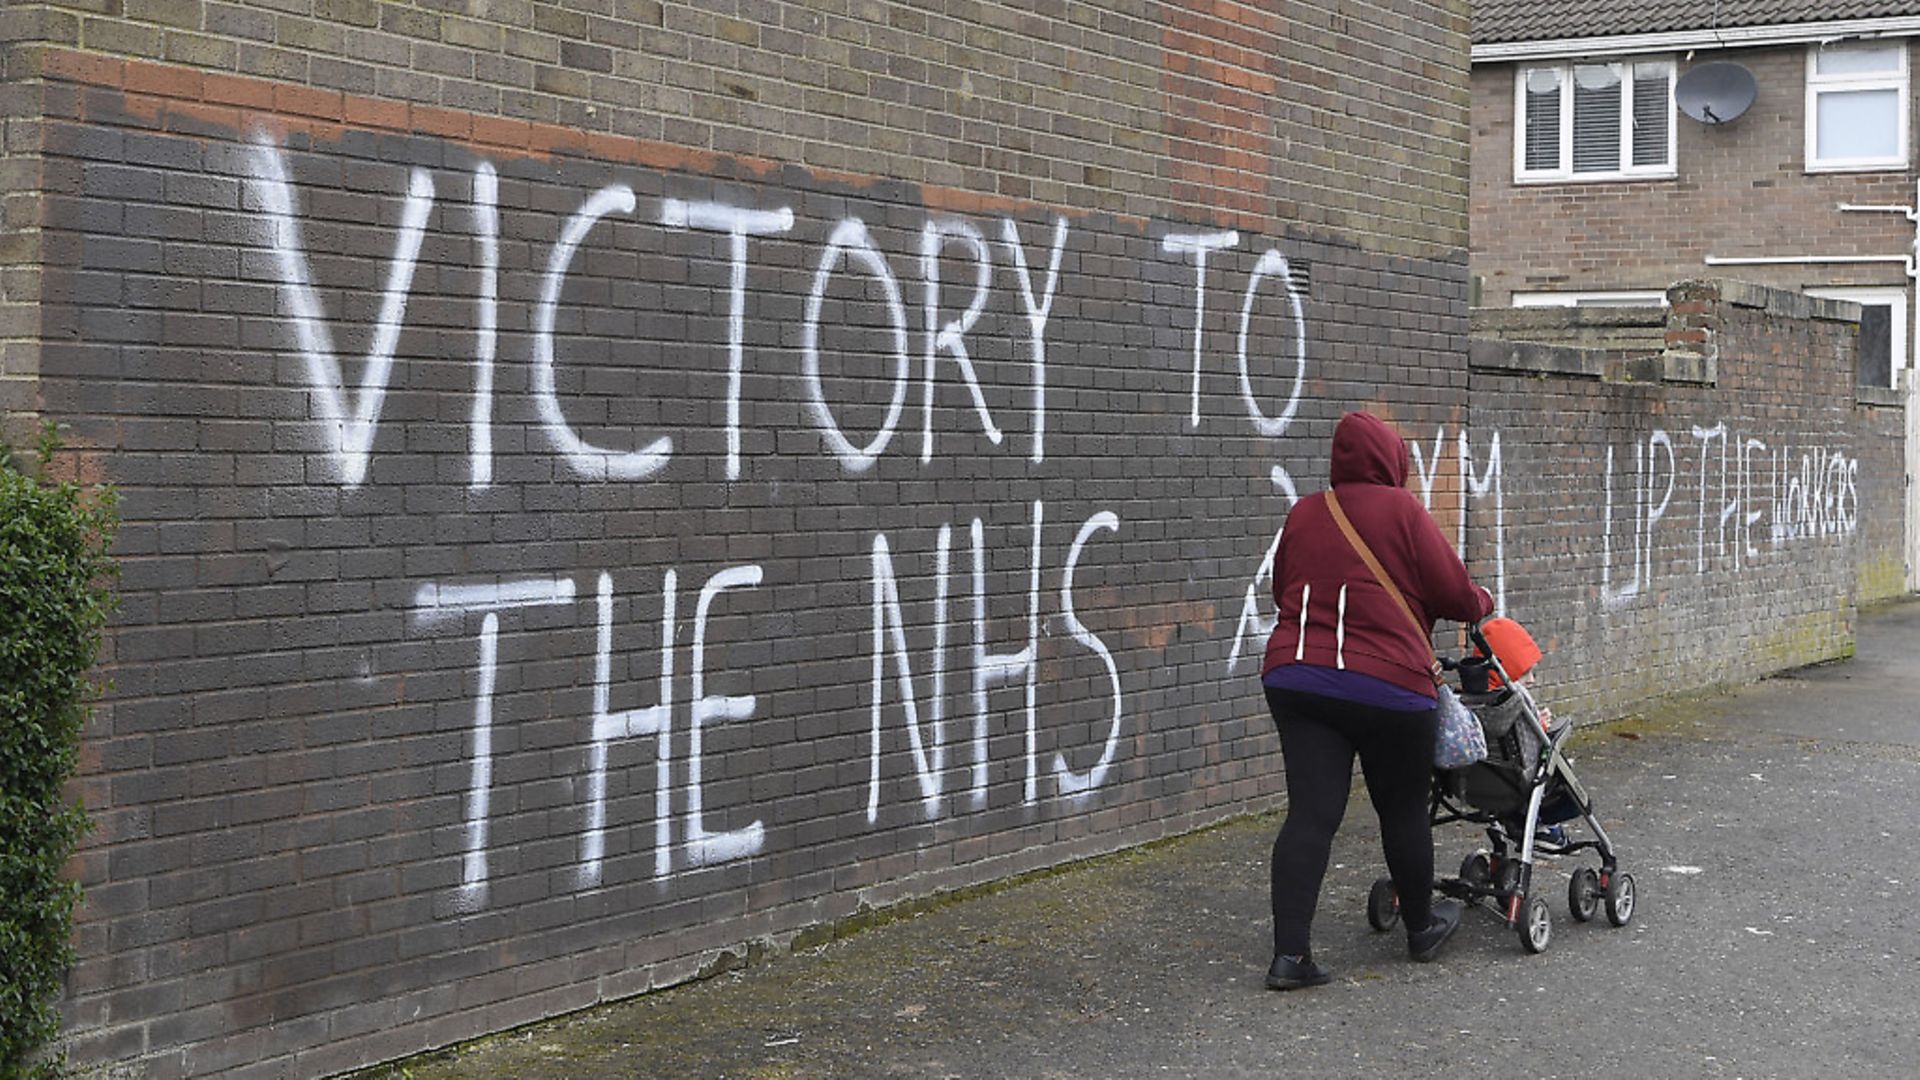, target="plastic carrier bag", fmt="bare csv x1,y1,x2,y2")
1433,684,1489,770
